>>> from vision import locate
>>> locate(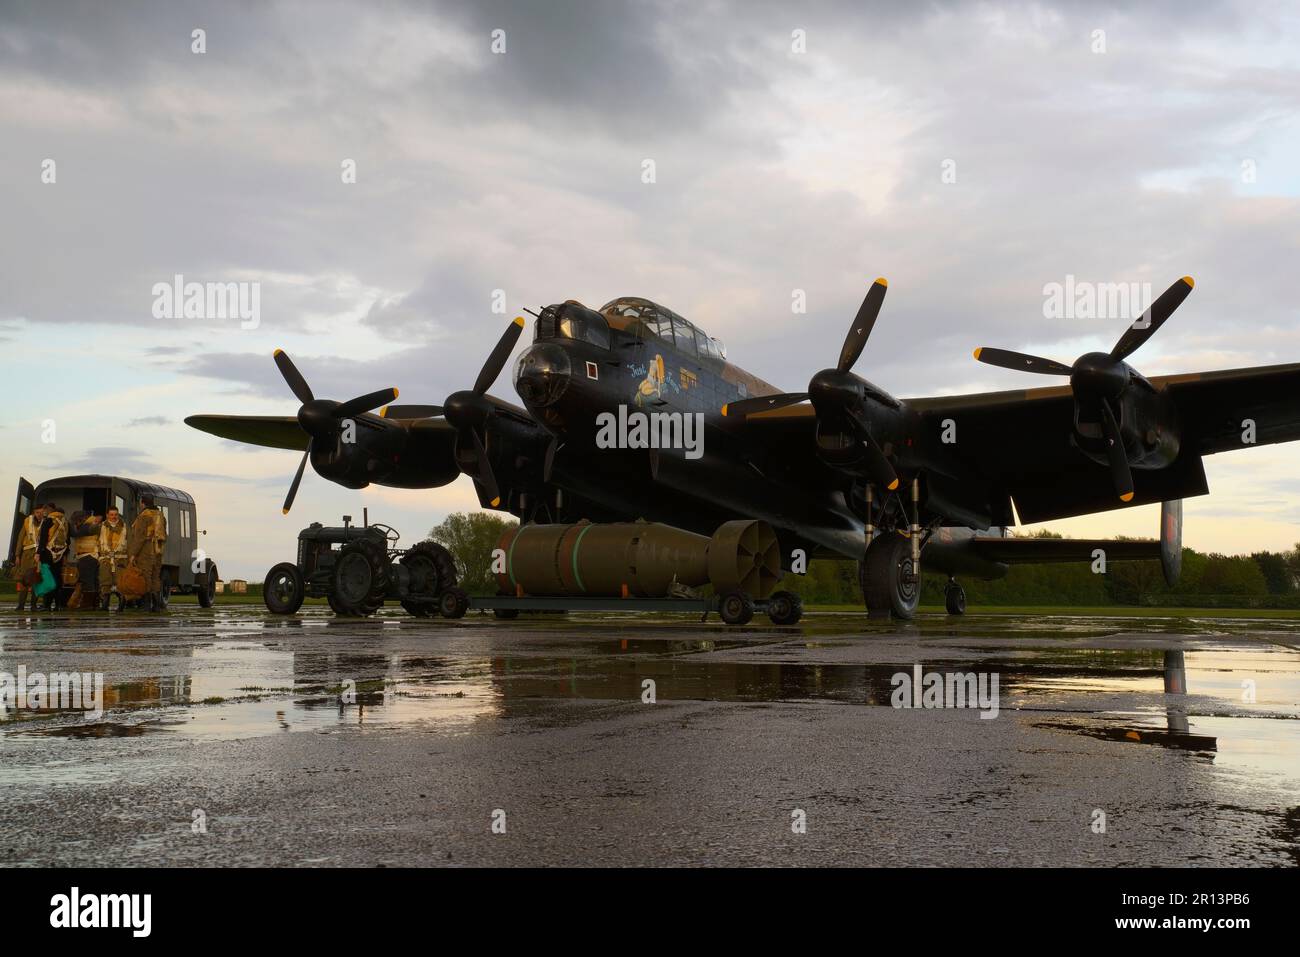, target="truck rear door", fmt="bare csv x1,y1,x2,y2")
9,477,34,566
